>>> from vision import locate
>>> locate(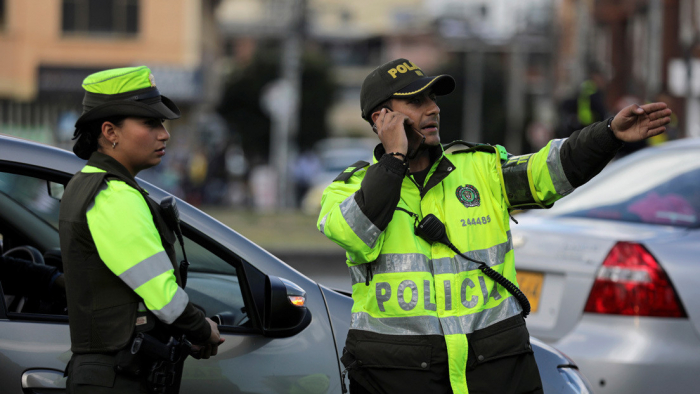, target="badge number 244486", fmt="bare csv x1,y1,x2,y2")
461,215,491,226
